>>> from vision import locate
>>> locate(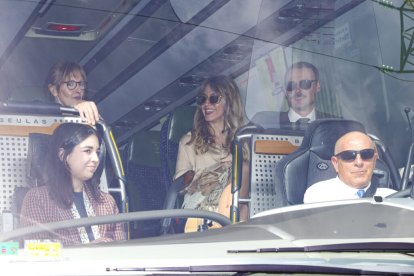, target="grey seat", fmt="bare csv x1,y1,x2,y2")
12,133,50,229
274,118,400,207
124,130,164,238
159,106,196,234
230,124,305,220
